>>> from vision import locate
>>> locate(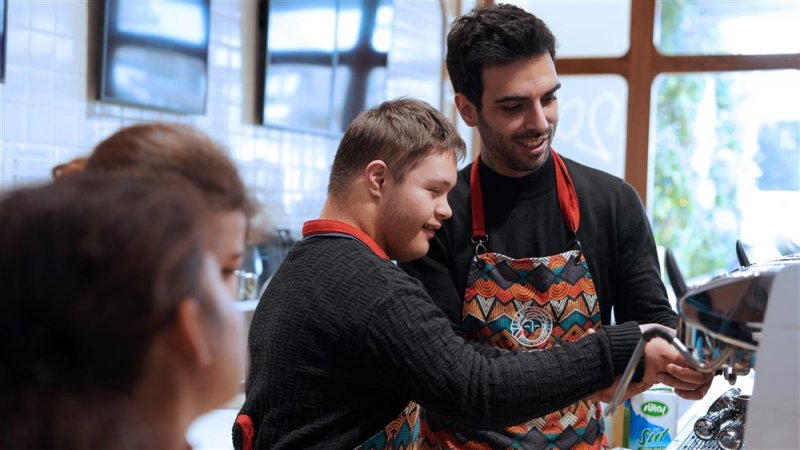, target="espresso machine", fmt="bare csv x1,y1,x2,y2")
606,243,800,449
